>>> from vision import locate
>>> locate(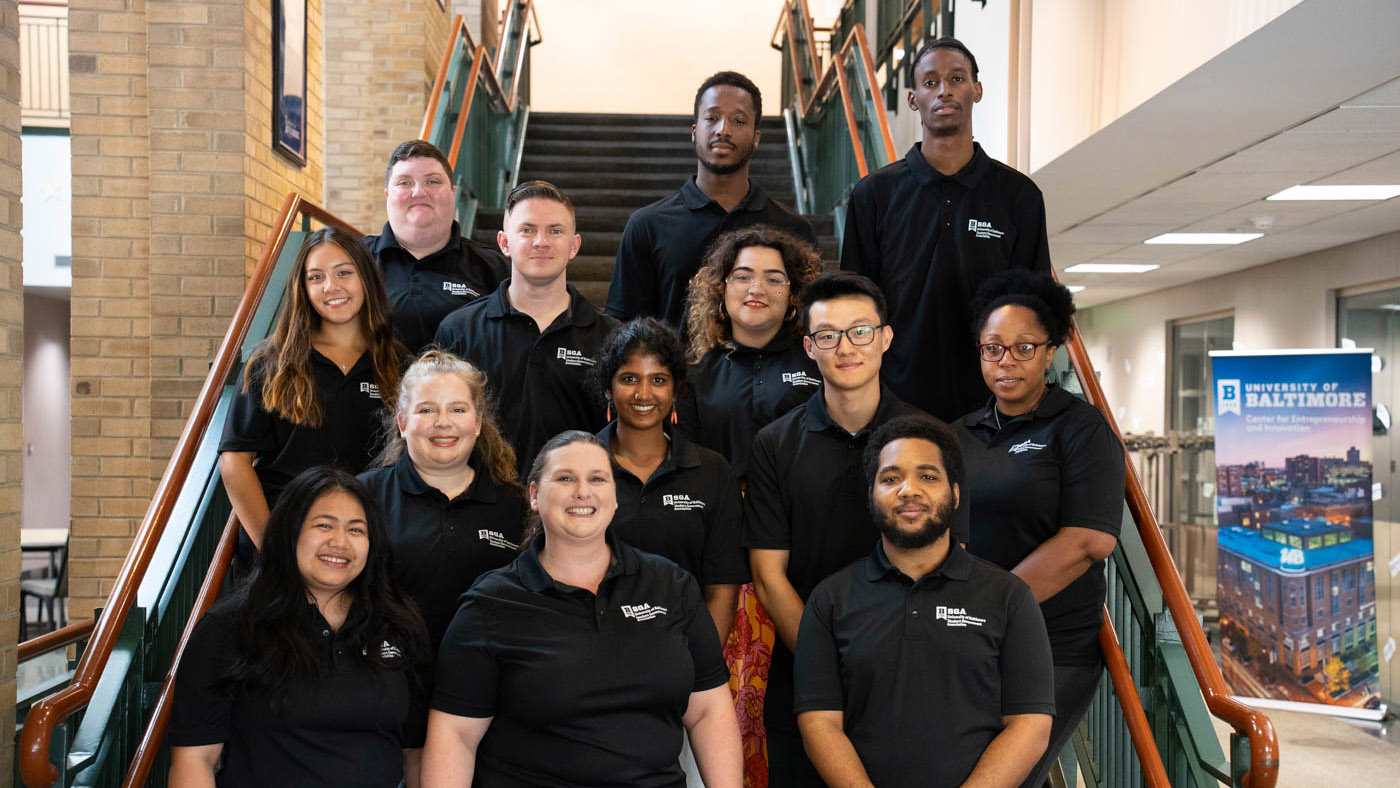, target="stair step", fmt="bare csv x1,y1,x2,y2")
530,112,787,134
519,154,791,176
573,281,611,309
523,139,791,158
517,170,797,192
528,123,788,144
